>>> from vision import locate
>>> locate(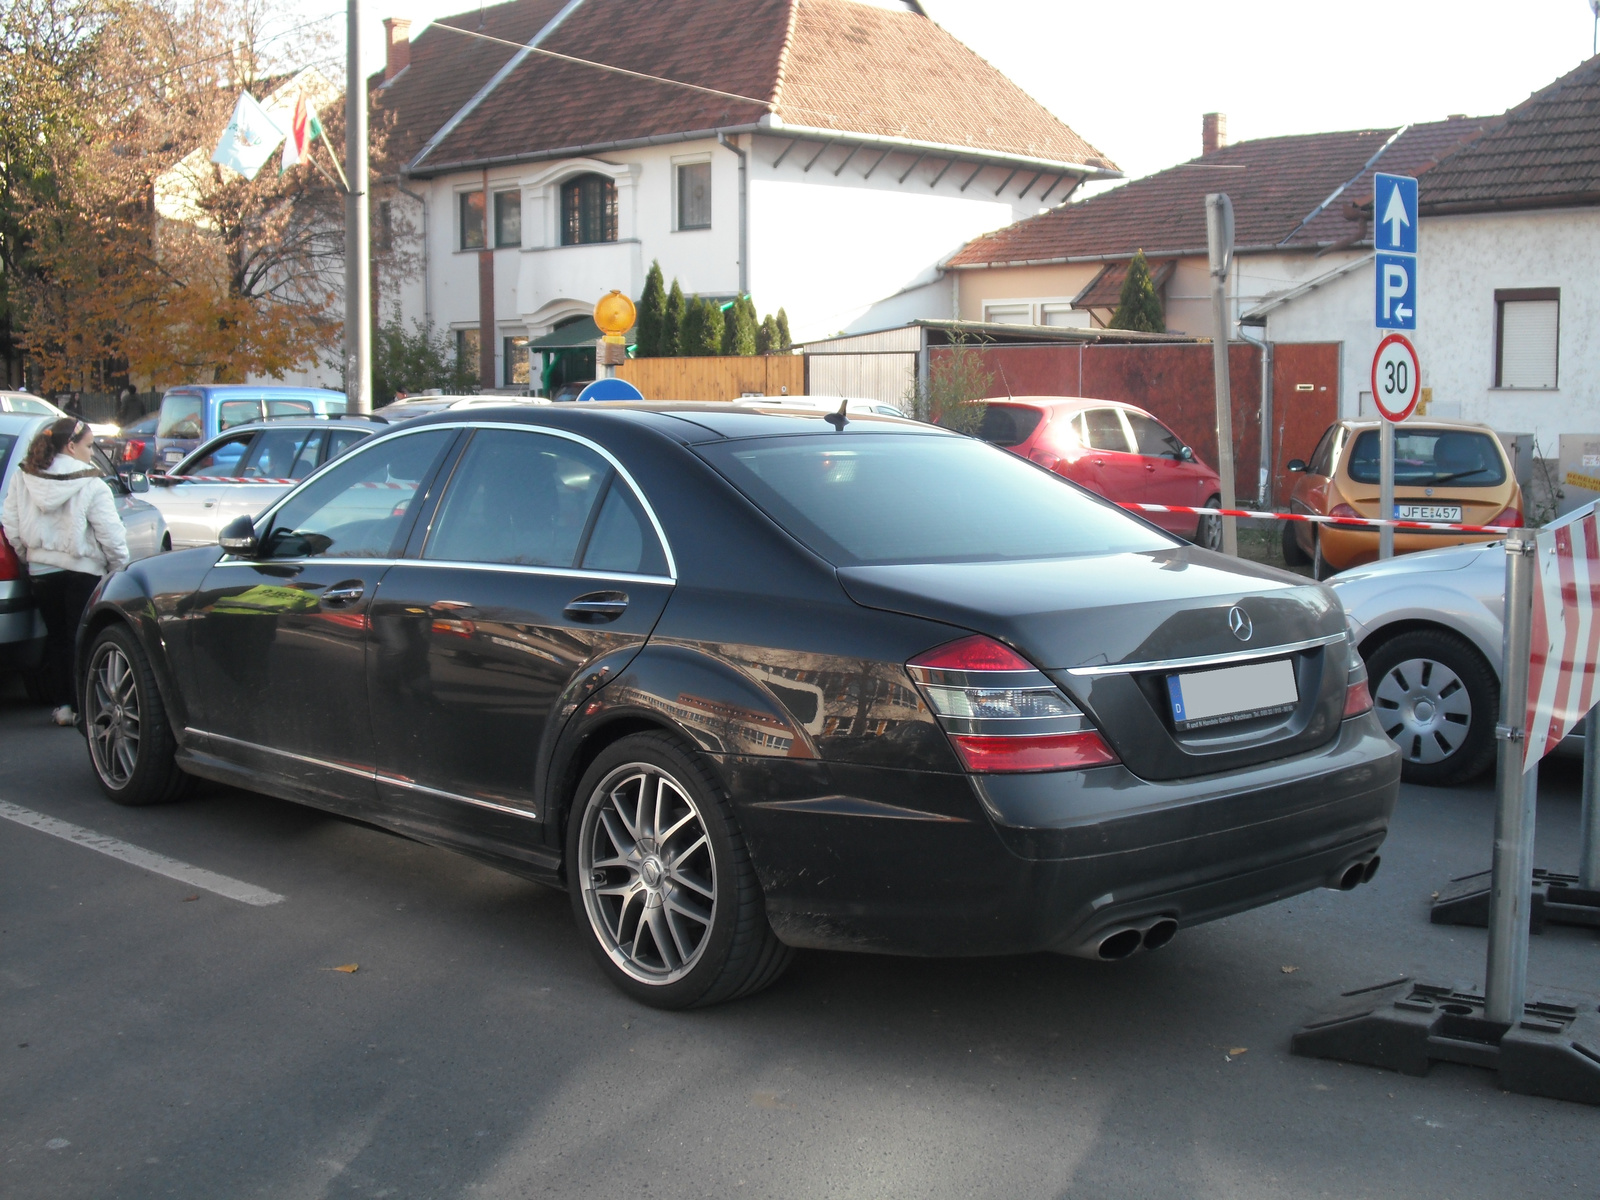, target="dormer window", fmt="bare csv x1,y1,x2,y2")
561,174,618,245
